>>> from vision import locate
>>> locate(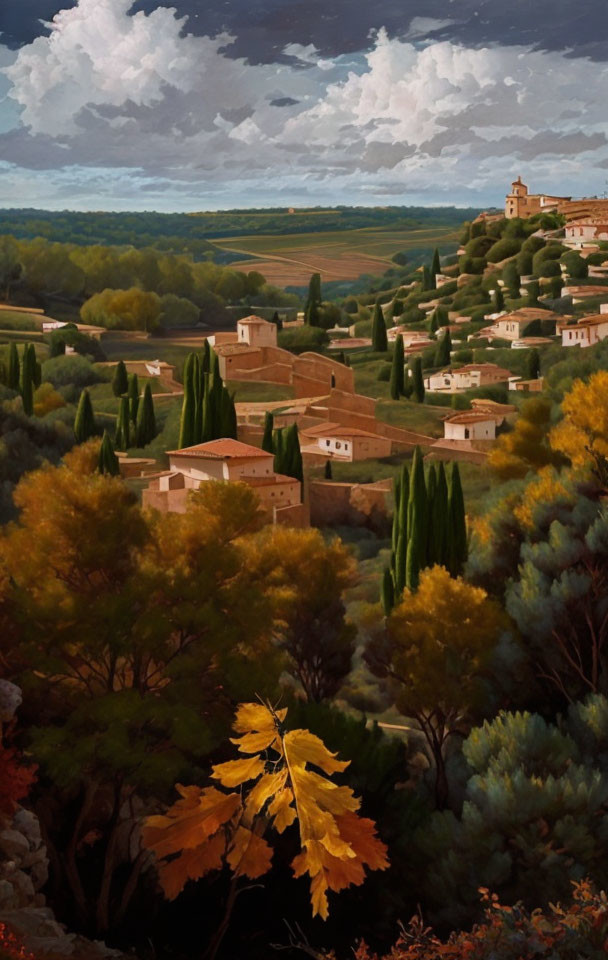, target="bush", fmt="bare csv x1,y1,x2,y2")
41,354,102,389
48,326,107,361
158,293,200,329
377,364,391,382
458,256,486,275
531,244,565,274
536,259,561,278
277,325,329,354
465,236,494,258
485,237,522,263
560,251,588,279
